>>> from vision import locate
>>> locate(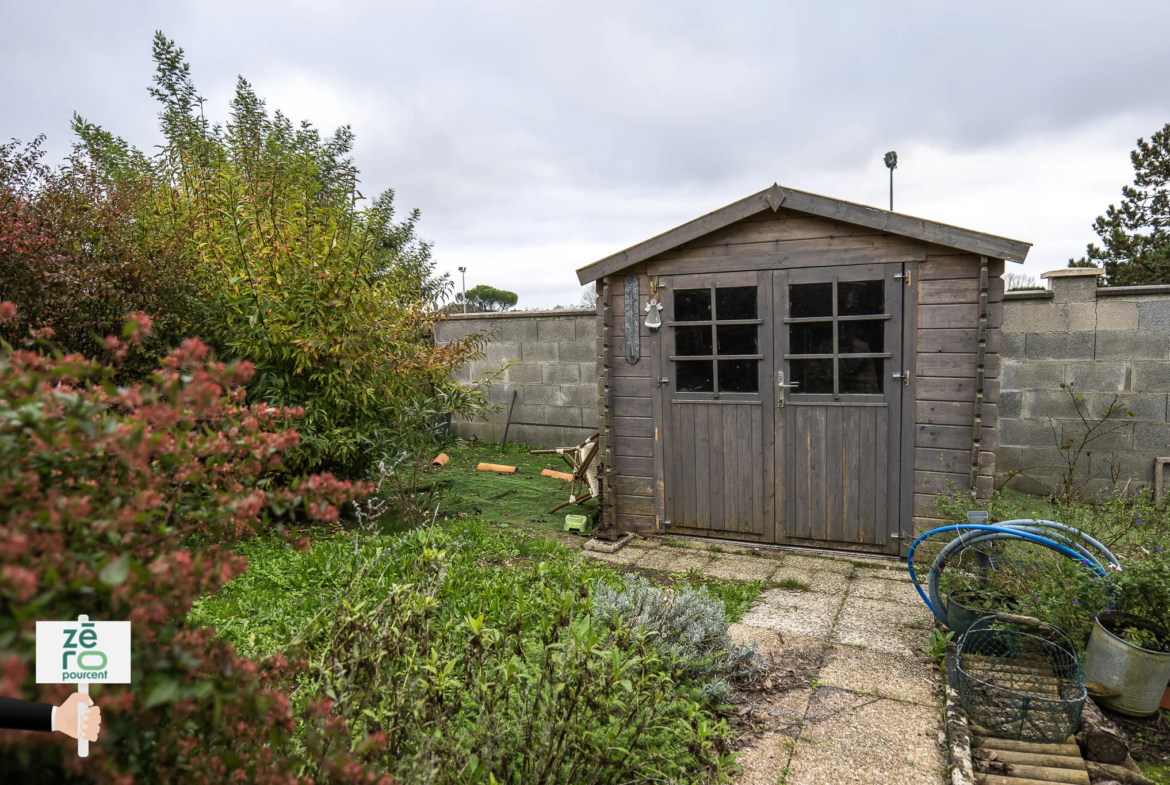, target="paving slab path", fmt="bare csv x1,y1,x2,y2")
587,538,947,785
